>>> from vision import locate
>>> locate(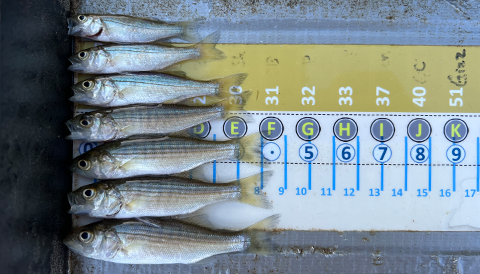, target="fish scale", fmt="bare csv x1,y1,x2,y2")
69,72,246,107
110,221,248,264
108,105,222,138
67,15,192,43
64,216,278,264
67,173,269,218
70,137,244,179
68,32,223,73
66,104,229,142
